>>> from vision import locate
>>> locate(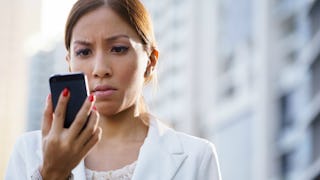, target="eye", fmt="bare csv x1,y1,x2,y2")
75,48,92,57
110,46,129,54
